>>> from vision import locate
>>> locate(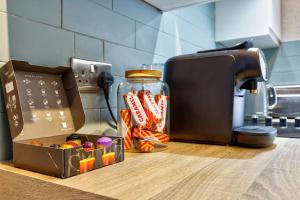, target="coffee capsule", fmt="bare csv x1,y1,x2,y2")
49,144,61,148
30,140,43,147
66,133,82,146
